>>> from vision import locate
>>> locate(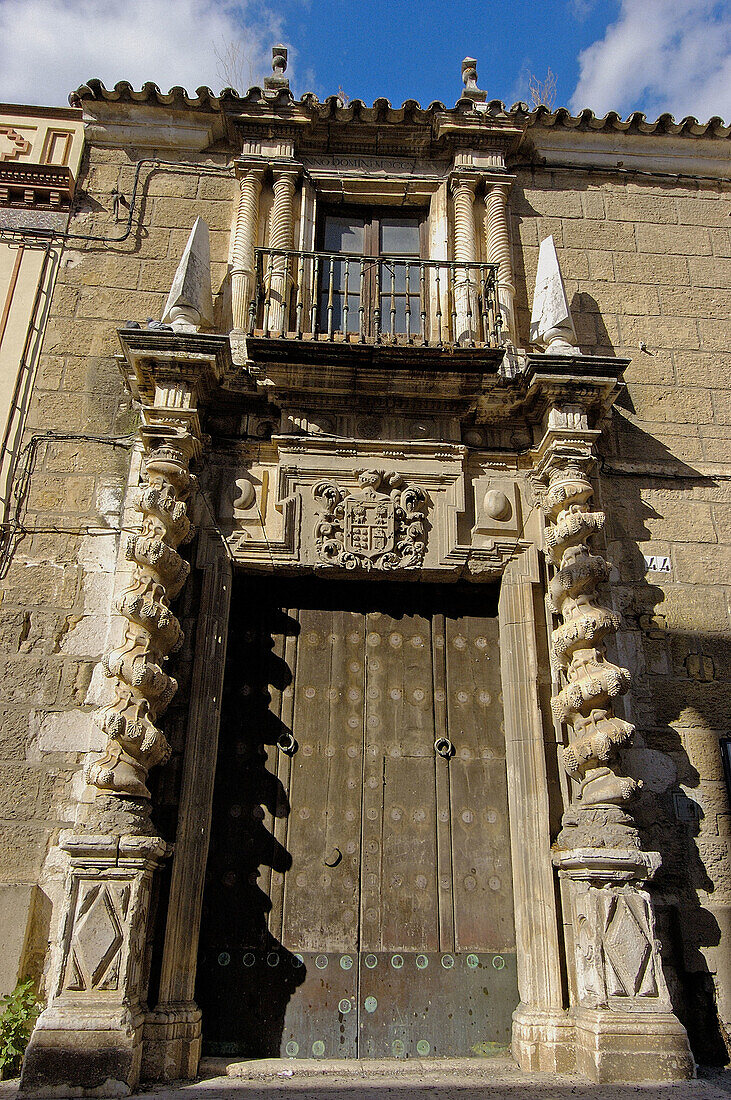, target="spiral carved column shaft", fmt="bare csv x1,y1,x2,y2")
231,169,263,331
543,462,639,847
267,169,297,333
86,431,196,799
451,176,478,343
485,182,516,340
